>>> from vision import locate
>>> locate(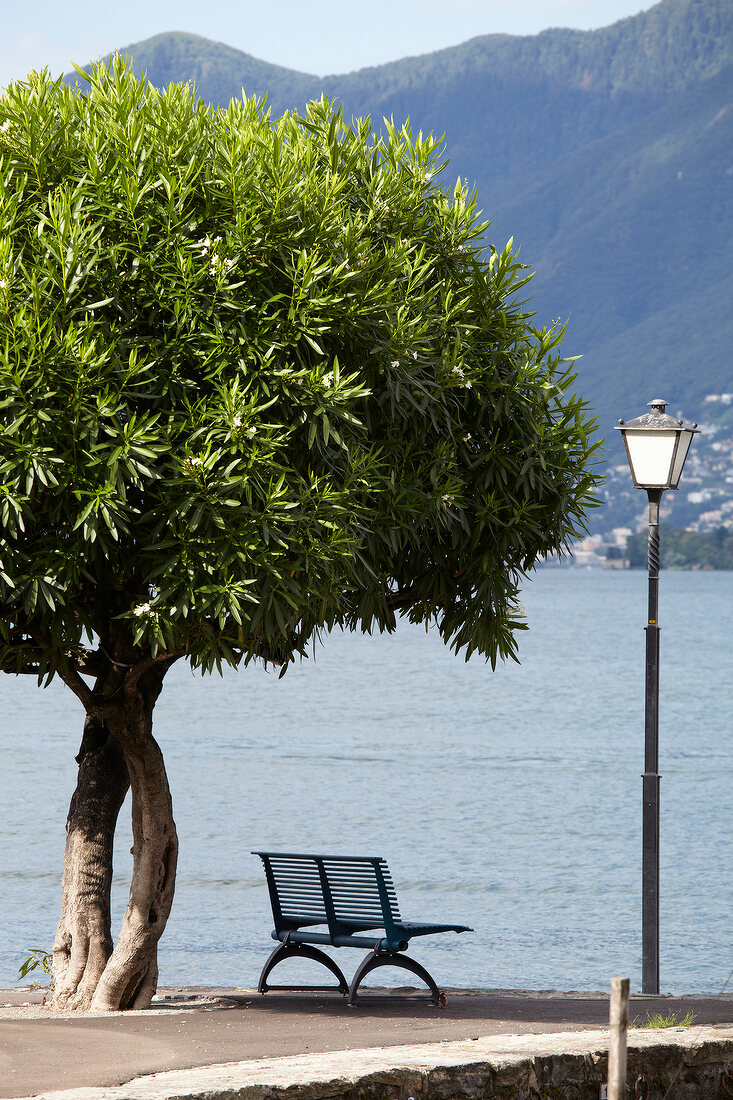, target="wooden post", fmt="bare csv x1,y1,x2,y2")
608,976,630,1099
